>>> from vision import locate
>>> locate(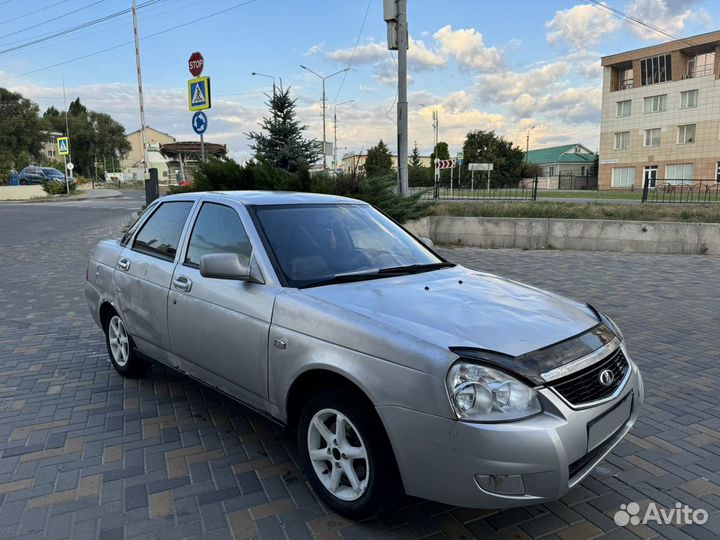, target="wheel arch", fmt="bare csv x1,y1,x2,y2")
99,301,118,330
286,367,405,492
